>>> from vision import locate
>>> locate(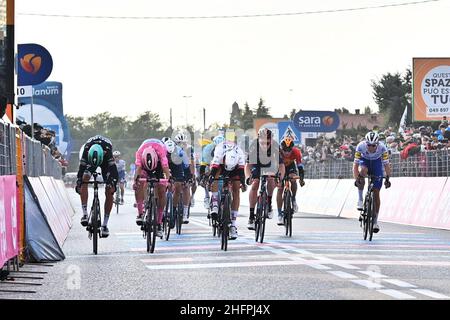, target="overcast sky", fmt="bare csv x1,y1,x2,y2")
15,0,450,129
